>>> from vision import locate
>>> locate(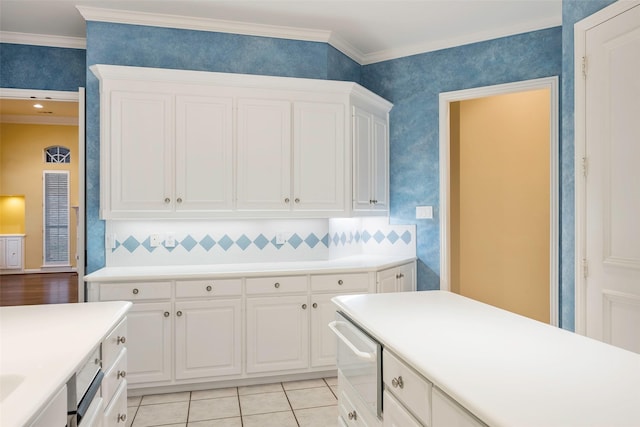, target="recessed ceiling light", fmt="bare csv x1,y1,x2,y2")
33,103,44,109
